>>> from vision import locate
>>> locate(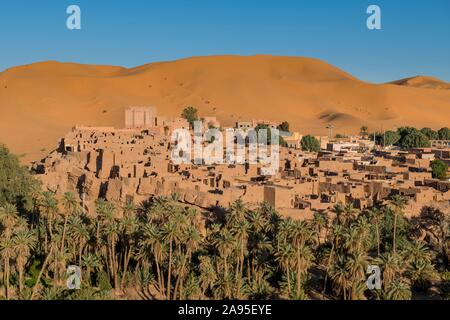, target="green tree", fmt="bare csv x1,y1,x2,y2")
0,144,39,209
301,135,320,152
277,121,290,133
384,130,401,146
181,106,198,128
398,128,430,149
390,195,406,254
13,229,36,295
430,159,448,179
421,128,439,140
385,279,412,300
438,127,450,140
